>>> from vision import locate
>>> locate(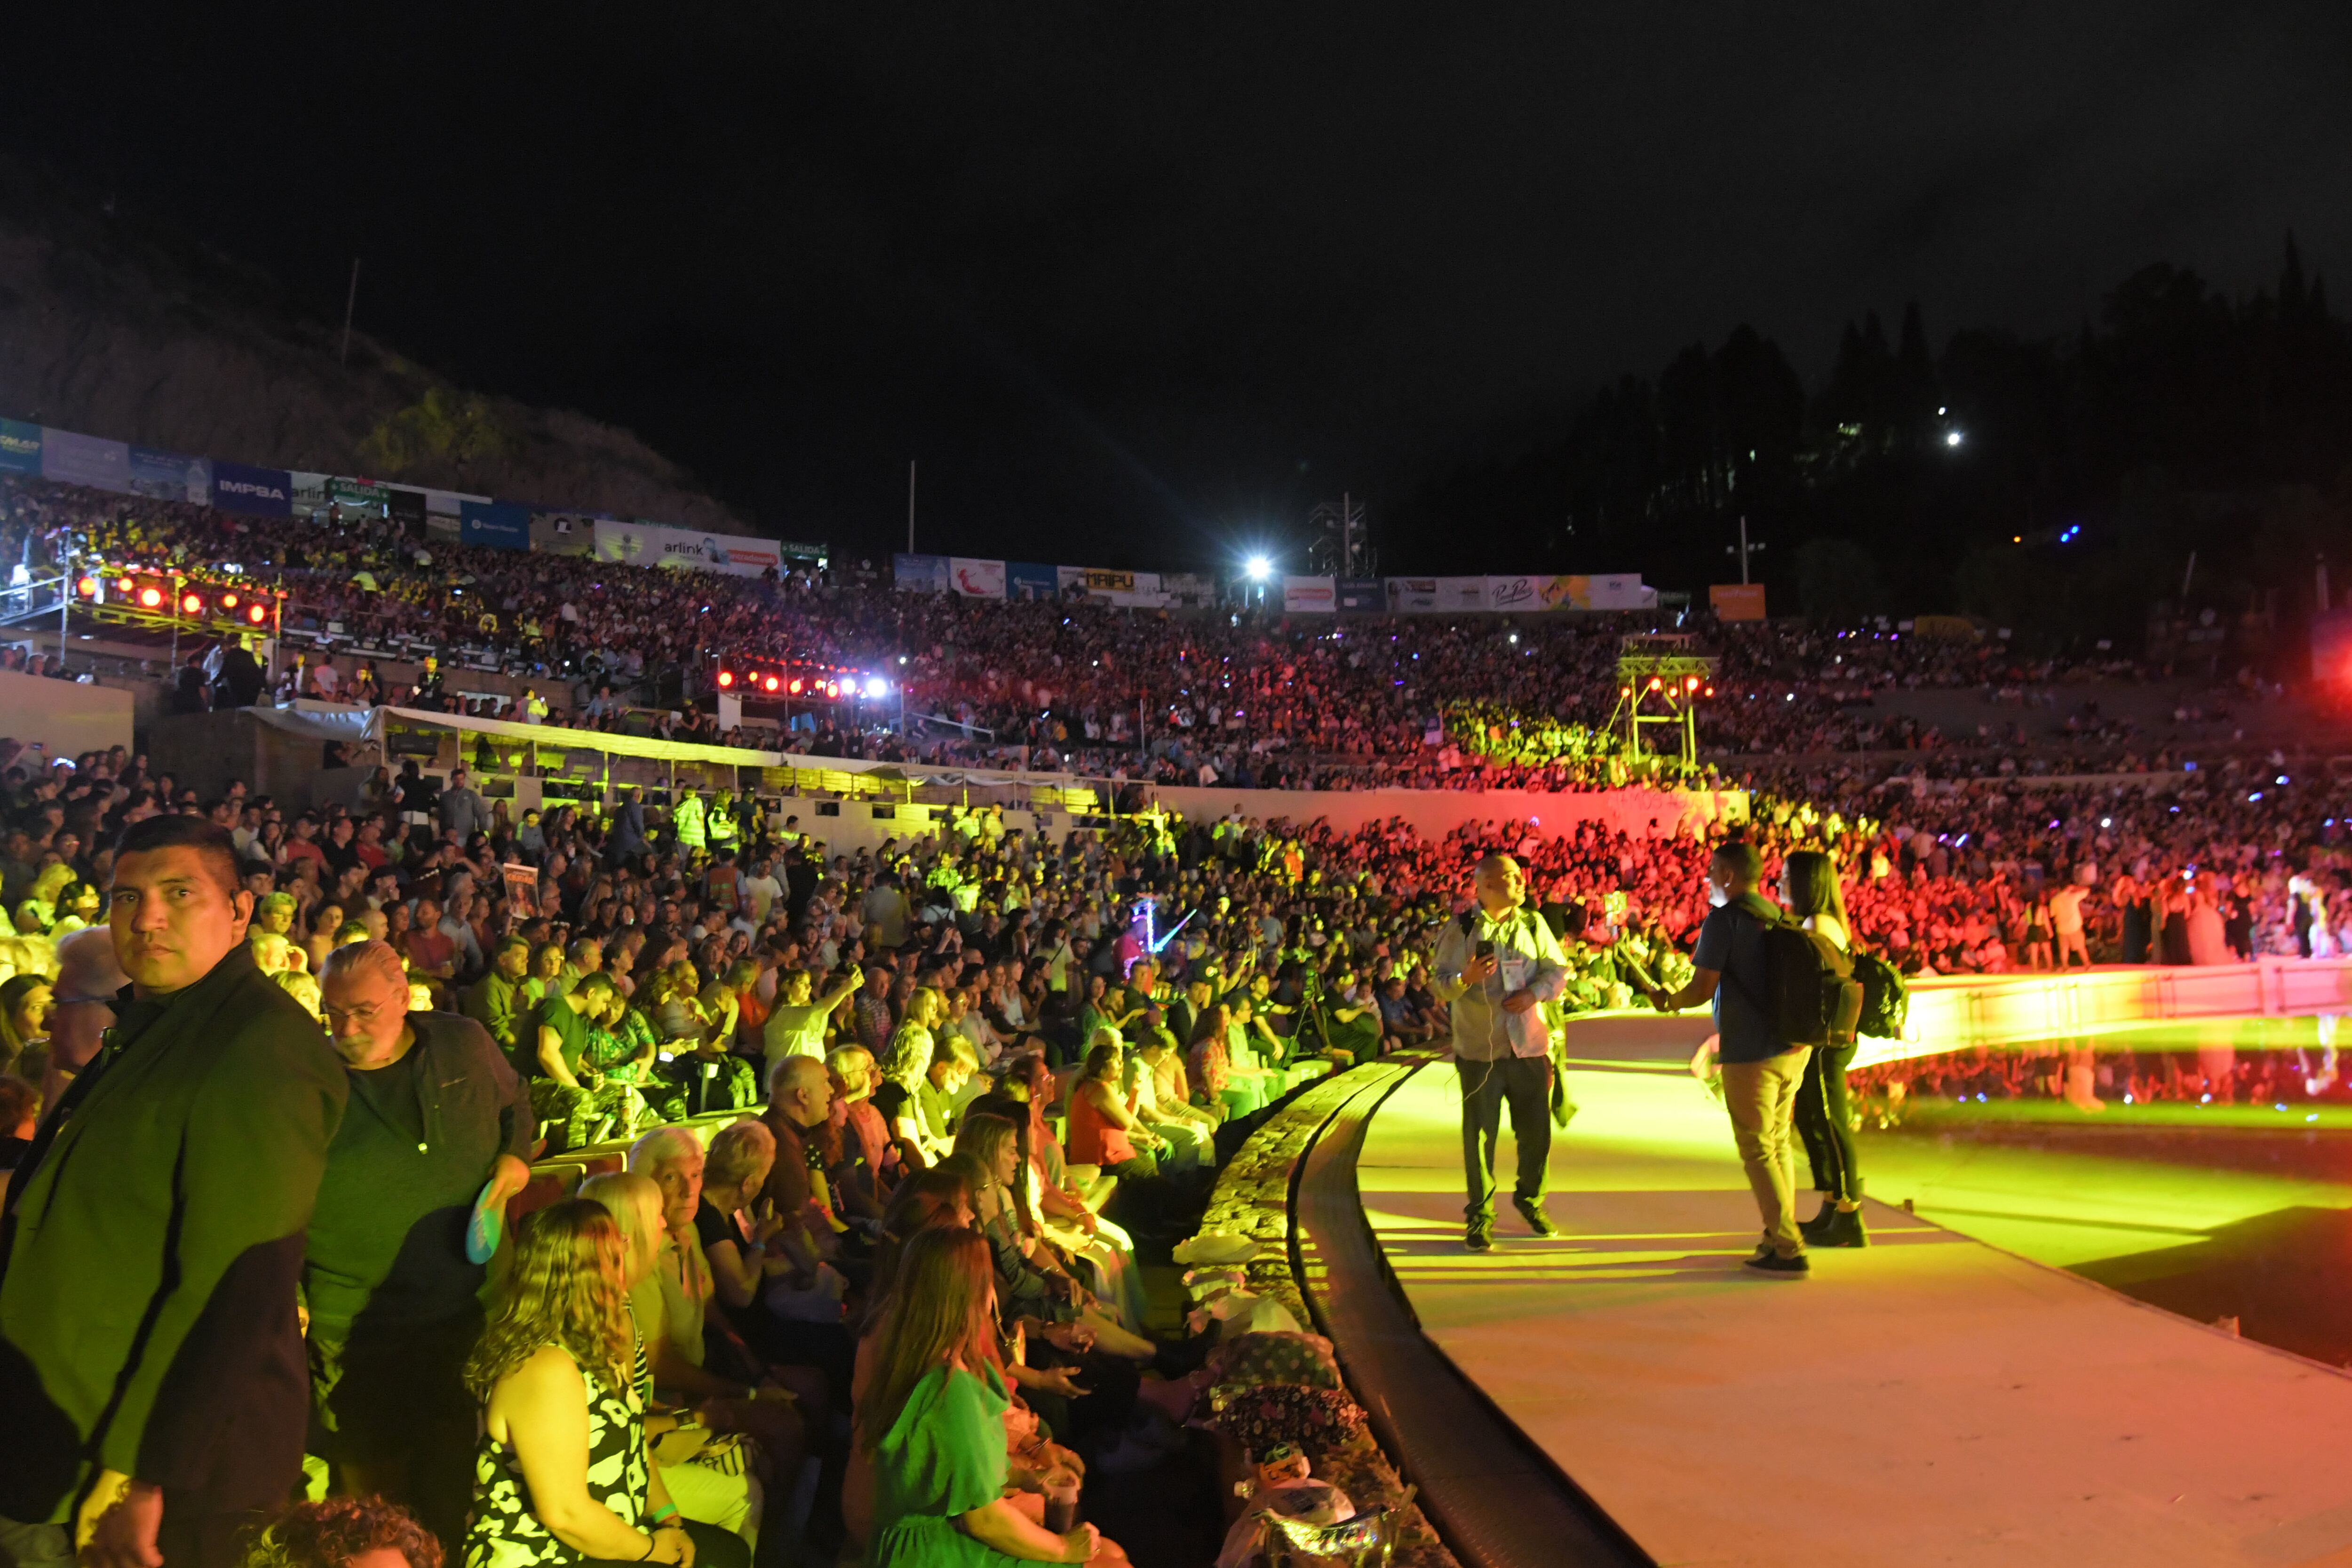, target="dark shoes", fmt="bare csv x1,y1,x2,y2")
1743,1250,1811,1278
1798,1201,1837,1244
1513,1196,1560,1238
1465,1216,1494,1252
1813,1207,1869,1248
